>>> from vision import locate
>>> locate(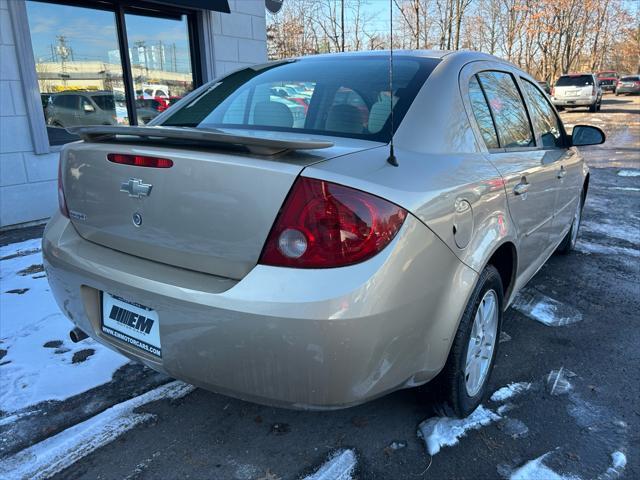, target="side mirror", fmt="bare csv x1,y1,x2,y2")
571,125,605,146
83,103,95,113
